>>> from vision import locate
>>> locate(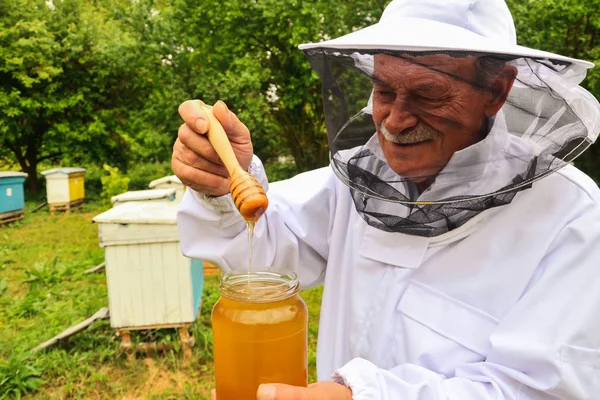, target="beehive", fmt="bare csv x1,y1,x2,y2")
41,168,86,213
0,172,28,224
148,175,185,202
93,201,204,330
111,188,176,206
